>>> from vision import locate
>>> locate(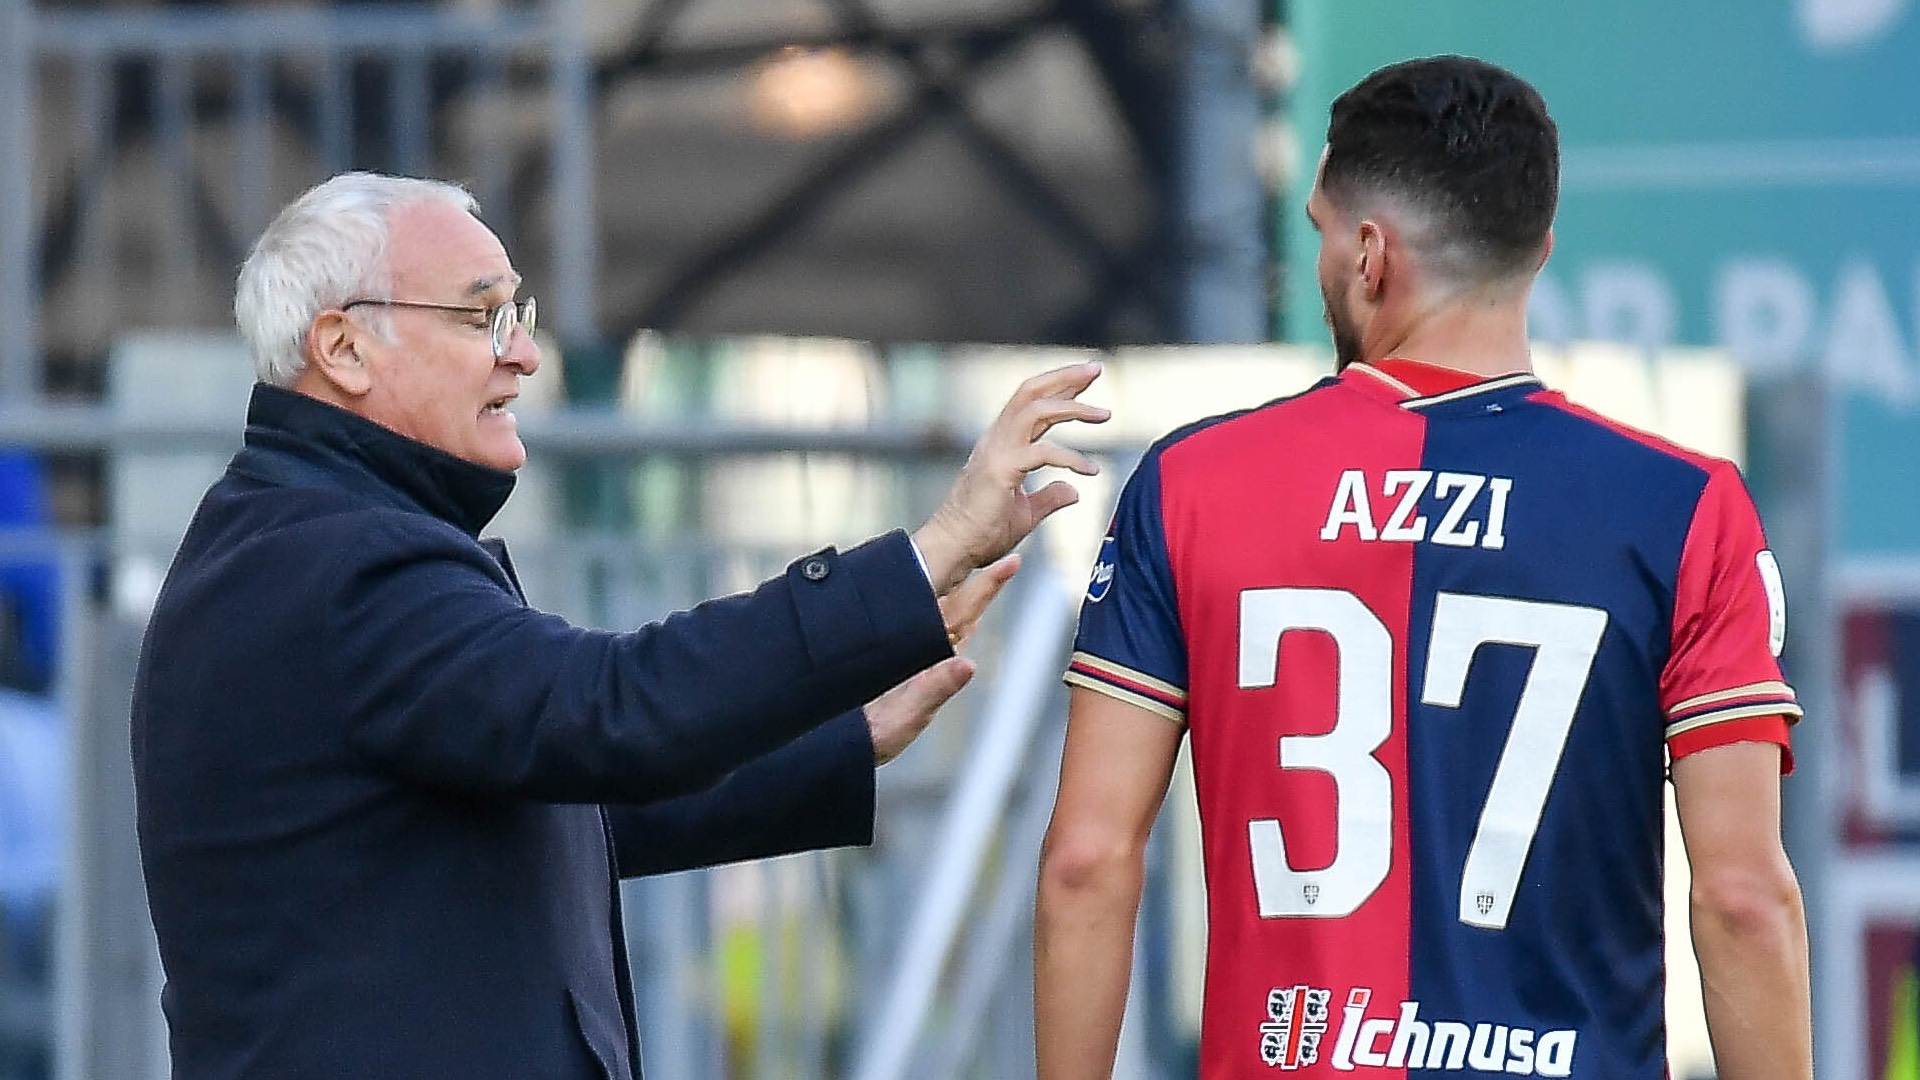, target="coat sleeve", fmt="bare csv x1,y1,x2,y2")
329,518,948,804
606,709,876,877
